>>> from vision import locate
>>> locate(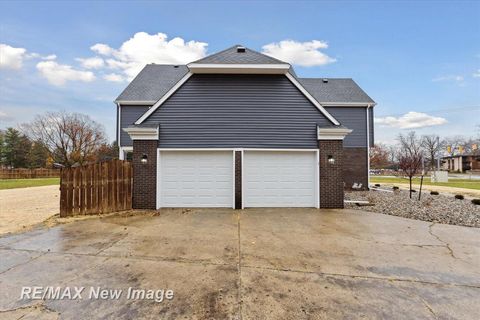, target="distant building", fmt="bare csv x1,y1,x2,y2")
442,154,480,172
